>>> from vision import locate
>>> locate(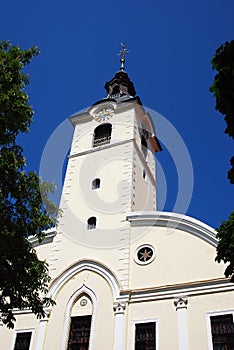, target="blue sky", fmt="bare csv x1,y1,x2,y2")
1,0,233,228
